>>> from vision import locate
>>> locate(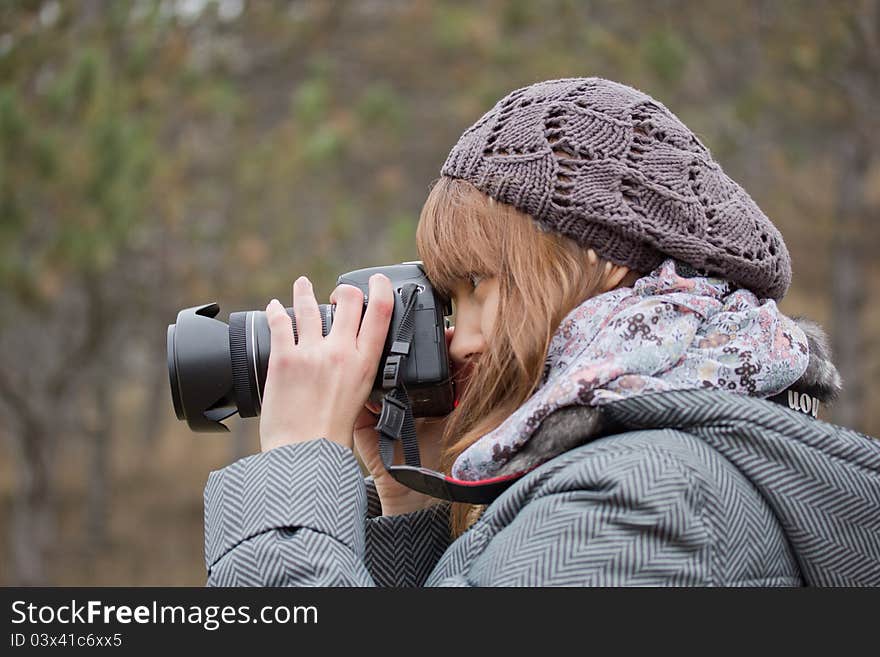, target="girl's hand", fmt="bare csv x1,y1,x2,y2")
353,327,455,516
259,273,394,453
